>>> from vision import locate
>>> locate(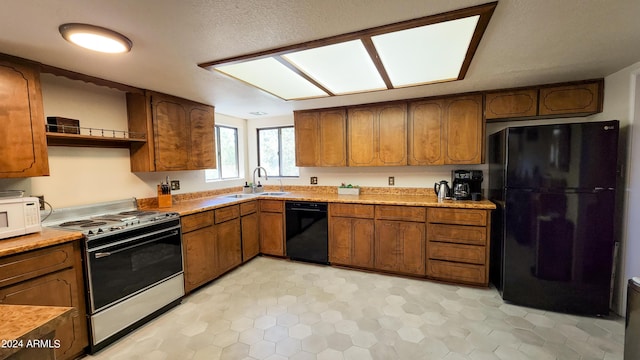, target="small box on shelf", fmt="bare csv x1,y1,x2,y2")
46,116,80,134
